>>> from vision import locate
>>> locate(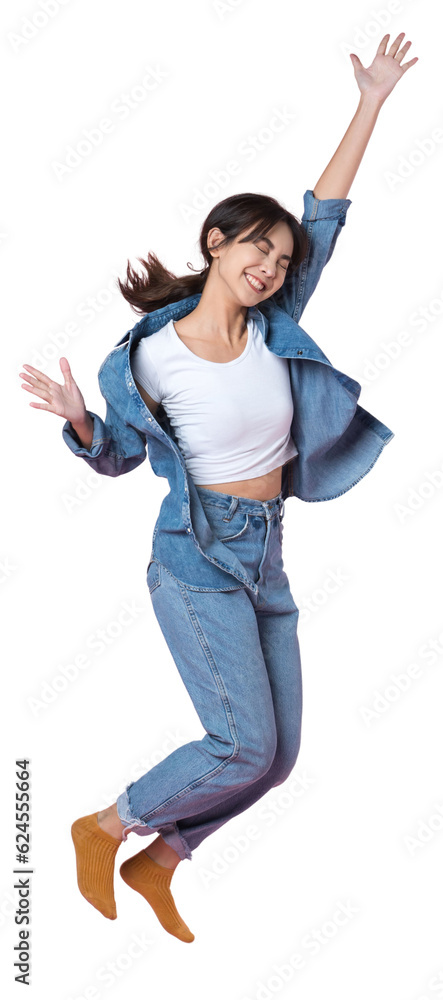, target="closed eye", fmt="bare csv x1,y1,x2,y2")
256,243,288,271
